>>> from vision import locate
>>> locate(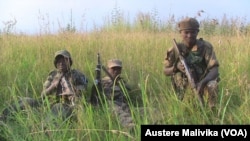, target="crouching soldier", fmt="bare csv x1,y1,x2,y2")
163,17,220,110
91,59,135,129
41,49,88,121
